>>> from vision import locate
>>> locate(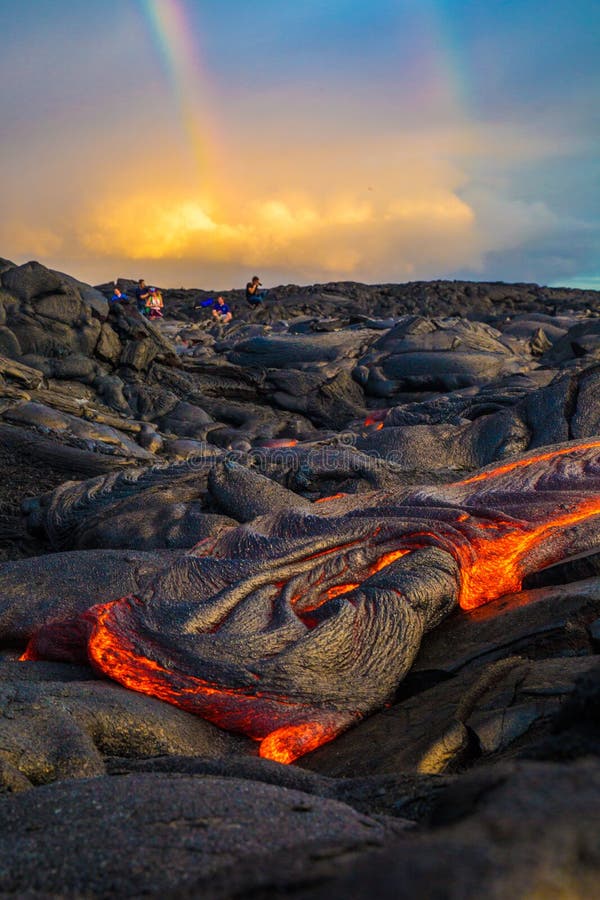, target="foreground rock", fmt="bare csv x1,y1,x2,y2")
0,549,179,641
0,773,400,897
287,760,600,900
0,668,248,787
0,761,597,898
